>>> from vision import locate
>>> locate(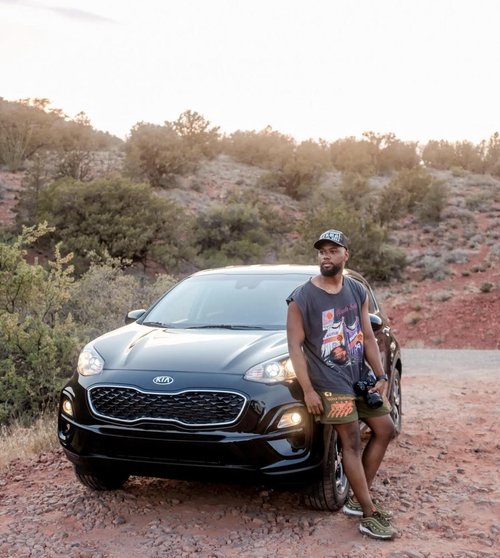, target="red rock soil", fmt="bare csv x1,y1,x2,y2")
382,243,499,350
380,209,499,350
